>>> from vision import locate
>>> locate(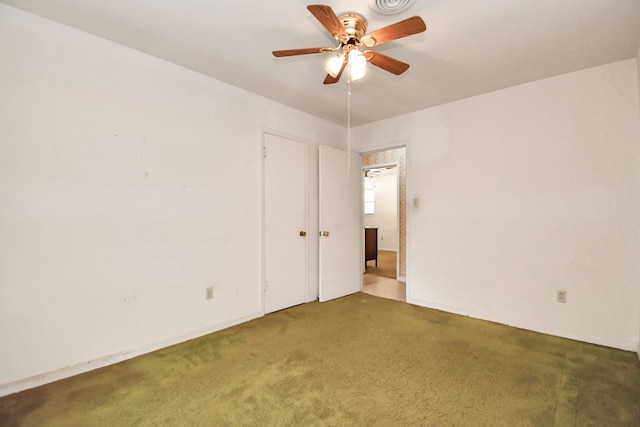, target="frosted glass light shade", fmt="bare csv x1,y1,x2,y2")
325,55,344,78
348,50,366,81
